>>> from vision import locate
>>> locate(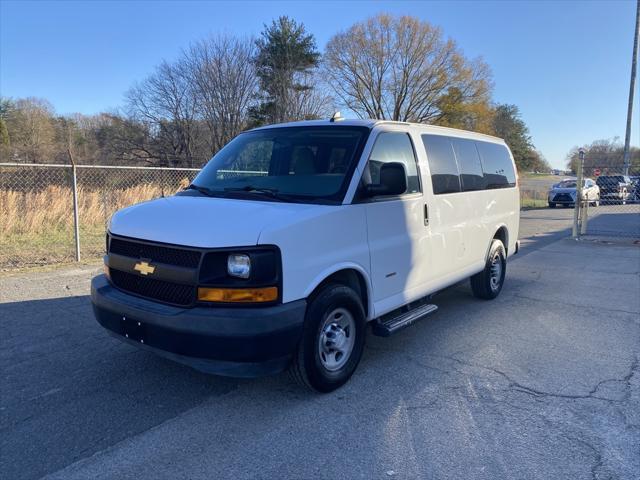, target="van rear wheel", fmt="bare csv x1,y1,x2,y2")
471,239,506,300
290,284,366,392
